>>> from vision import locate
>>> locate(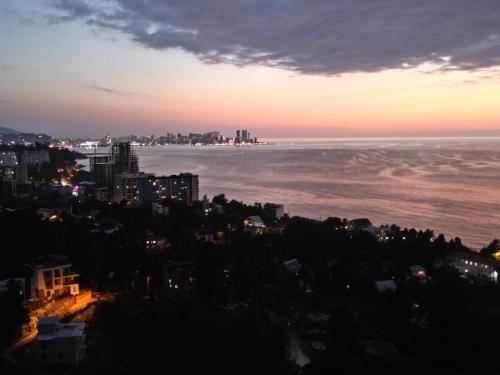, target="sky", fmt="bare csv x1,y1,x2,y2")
1,0,500,138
